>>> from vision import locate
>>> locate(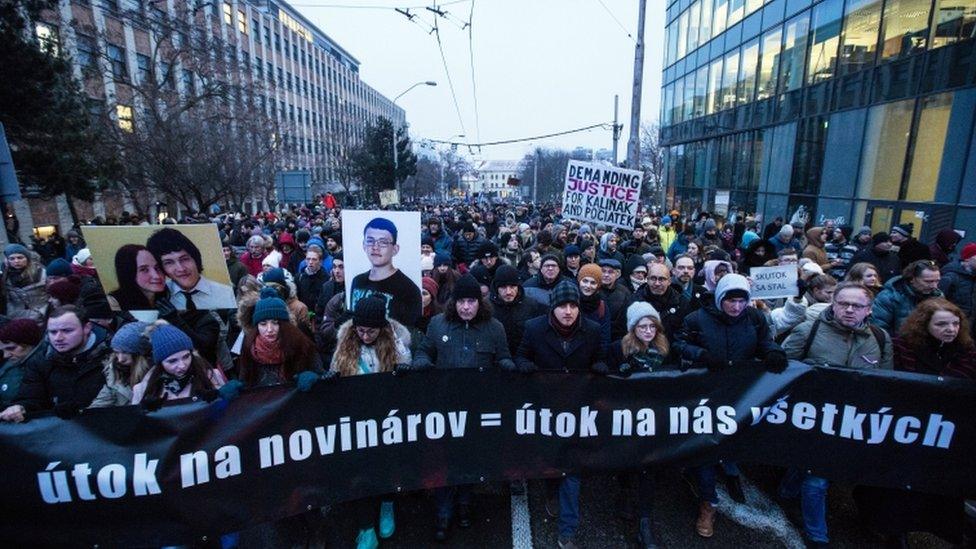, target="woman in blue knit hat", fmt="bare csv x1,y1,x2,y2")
131,322,226,405
236,287,322,388
90,321,152,407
